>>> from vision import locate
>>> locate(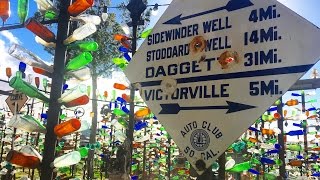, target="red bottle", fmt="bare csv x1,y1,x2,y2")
68,0,94,17
54,118,81,138
25,18,56,43
6,150,40,169
63,95,89,108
